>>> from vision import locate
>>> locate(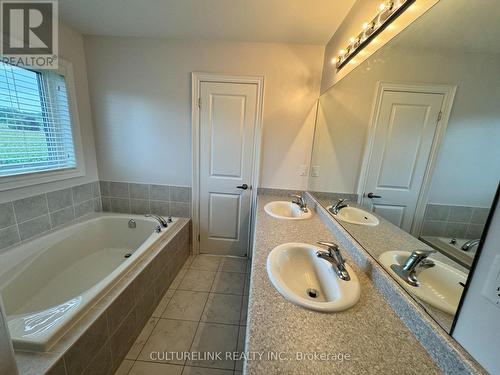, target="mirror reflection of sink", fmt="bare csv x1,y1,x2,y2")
266,243,360,312
264,201,312,220
378,251,467,315
327,206,379,226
